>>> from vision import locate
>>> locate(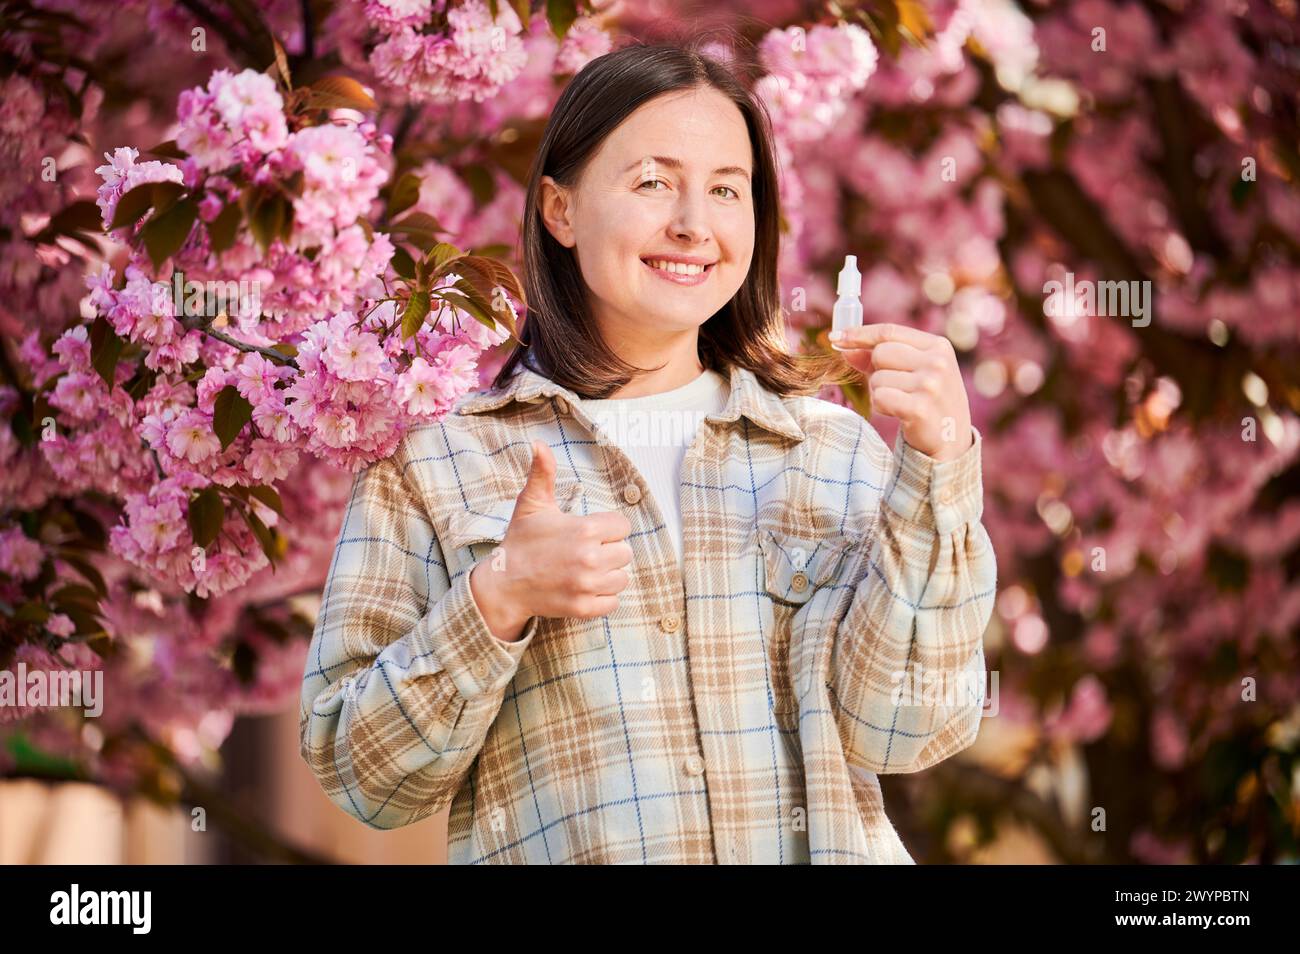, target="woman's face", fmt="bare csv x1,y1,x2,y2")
540,85,756,344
